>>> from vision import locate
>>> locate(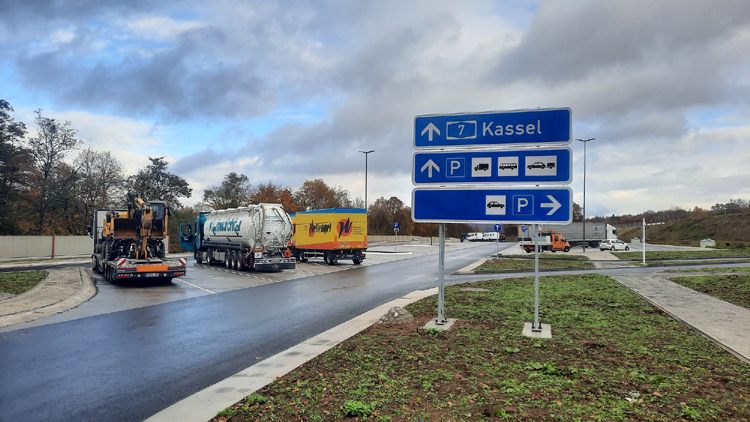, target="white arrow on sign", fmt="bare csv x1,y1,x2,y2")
420,122,440,141
541,195,561,215
420,159,440,178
